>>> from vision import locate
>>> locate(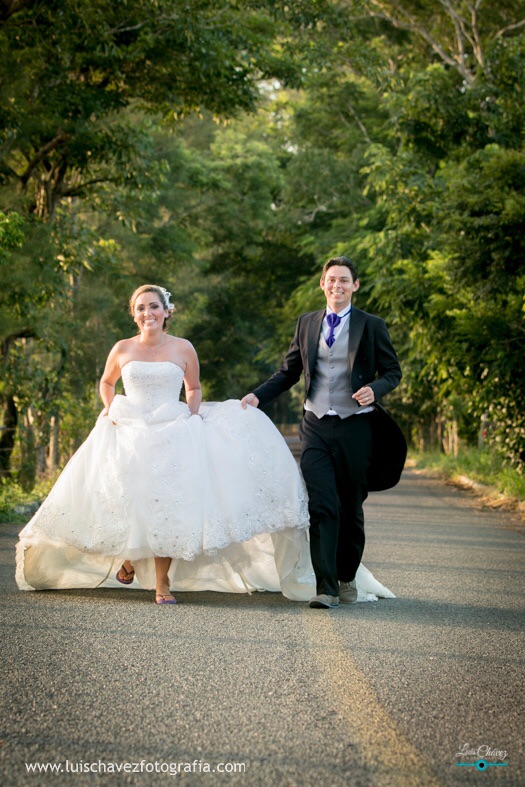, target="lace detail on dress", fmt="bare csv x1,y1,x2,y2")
145,401,309,560
22,361,308,562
